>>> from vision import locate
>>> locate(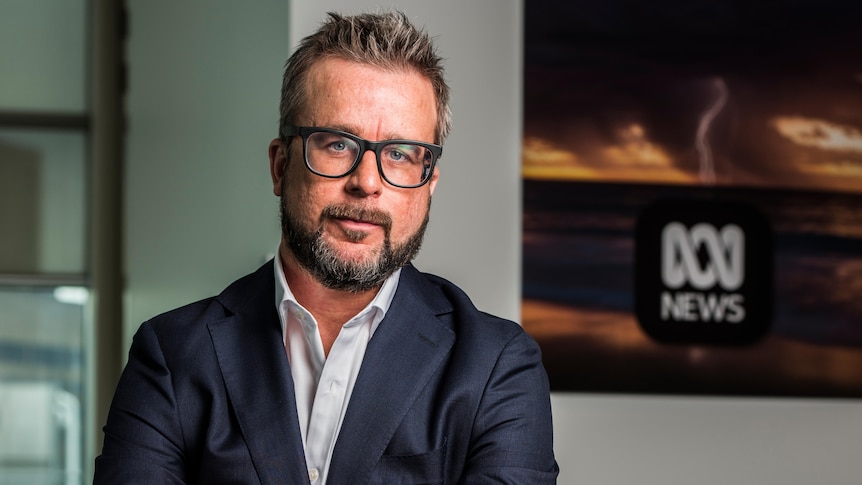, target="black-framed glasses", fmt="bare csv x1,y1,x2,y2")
282,125,442,188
